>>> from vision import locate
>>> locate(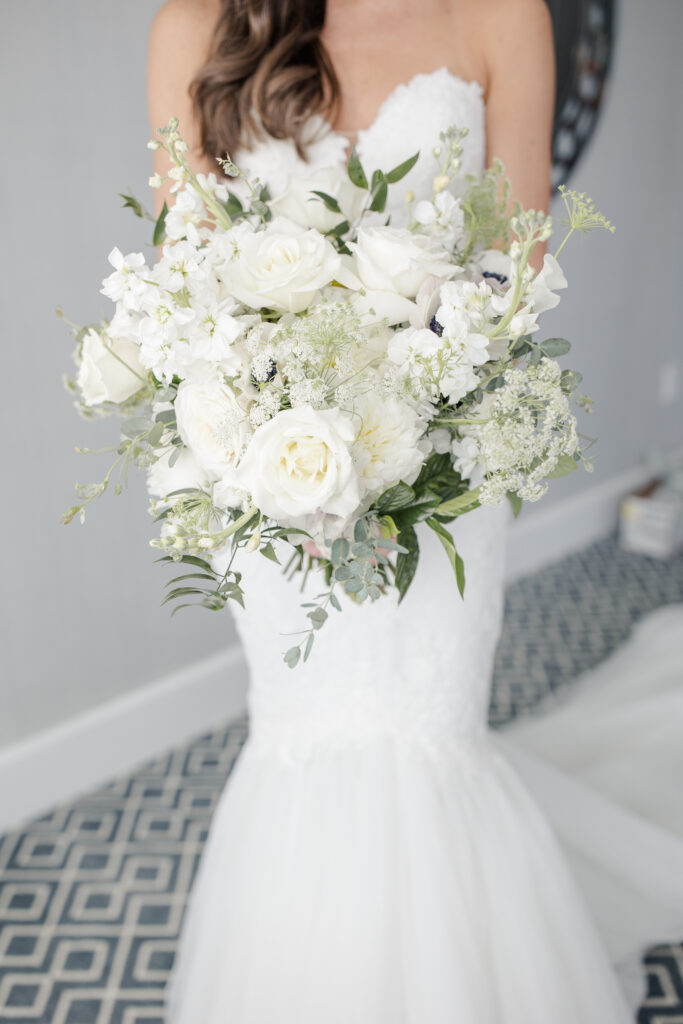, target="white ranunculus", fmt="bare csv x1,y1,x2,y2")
349,226,456,298
175,377,252,480
236,405,360,527
528,254,568,313
77,328,145,406
352,395,428,500
220,217,359,314
147,447,208,501
270,166,367,233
